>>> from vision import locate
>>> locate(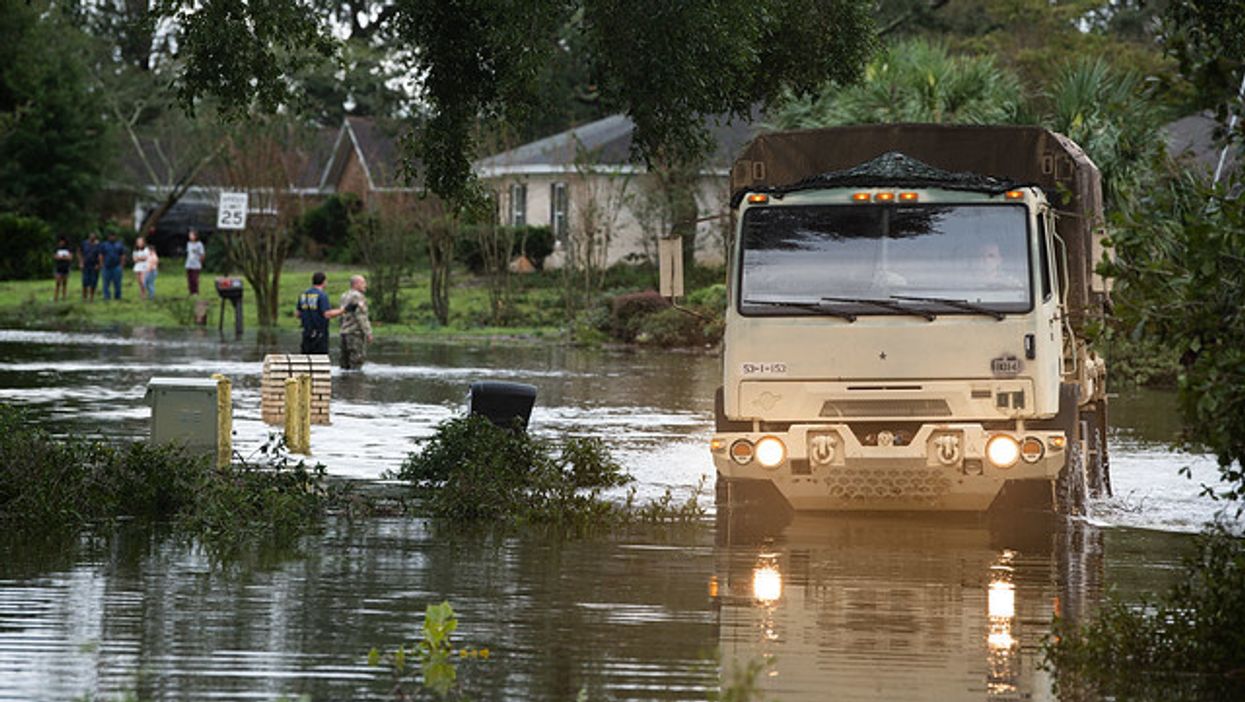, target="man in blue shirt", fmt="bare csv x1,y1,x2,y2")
78,232,102,302
295,271,341,355
98,231,127,301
